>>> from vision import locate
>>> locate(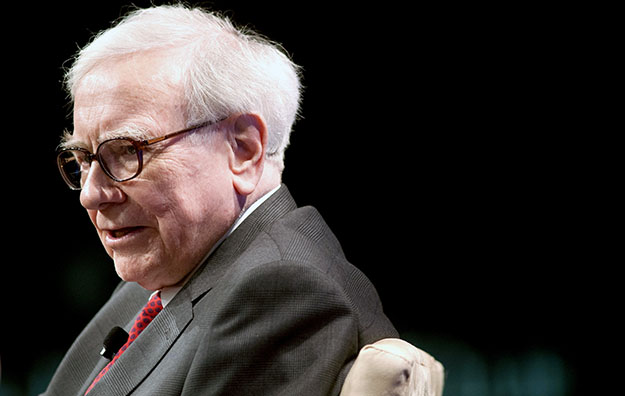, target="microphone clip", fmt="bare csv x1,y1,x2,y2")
100,326,129,360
